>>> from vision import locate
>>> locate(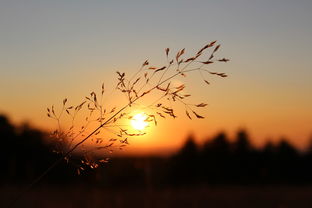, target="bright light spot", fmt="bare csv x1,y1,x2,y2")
131,113,148,131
